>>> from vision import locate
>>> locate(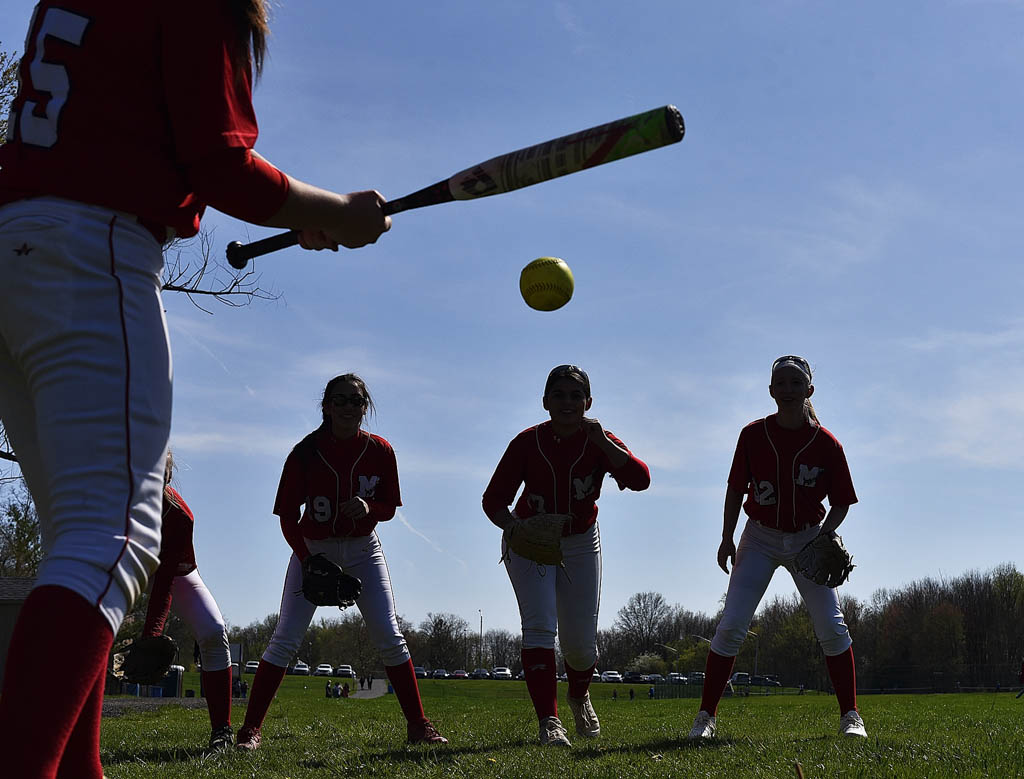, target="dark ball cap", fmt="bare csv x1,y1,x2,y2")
544,364,591,397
